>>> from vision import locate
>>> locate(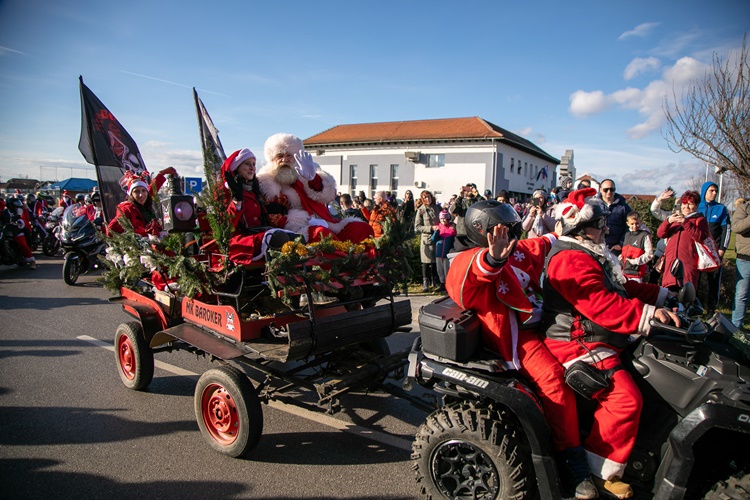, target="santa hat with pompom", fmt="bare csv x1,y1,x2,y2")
119,171,150,196
554,188,609,235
